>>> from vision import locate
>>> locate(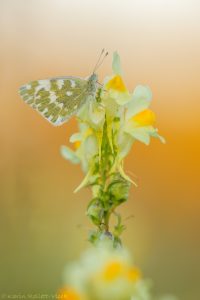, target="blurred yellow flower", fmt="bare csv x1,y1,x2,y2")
102,261,123,281
102,260,141,283
58,287,83,300
62,241,151,300
126,267,141,282
74,140,81,149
